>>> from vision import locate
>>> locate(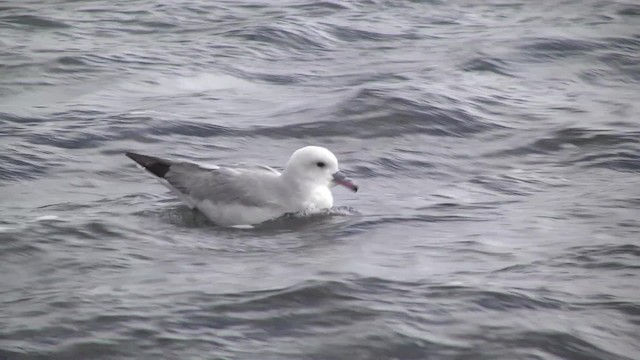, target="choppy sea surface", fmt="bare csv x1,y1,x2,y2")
1,1,640,359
